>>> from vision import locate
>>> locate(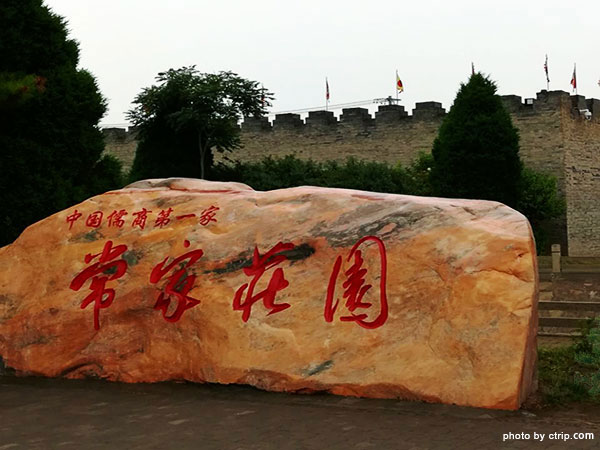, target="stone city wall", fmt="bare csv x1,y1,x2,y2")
563,95,600,257
102,90,600,256
102,126,138,172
